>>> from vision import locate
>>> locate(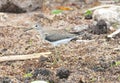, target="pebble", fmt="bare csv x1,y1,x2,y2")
31,80,48,83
